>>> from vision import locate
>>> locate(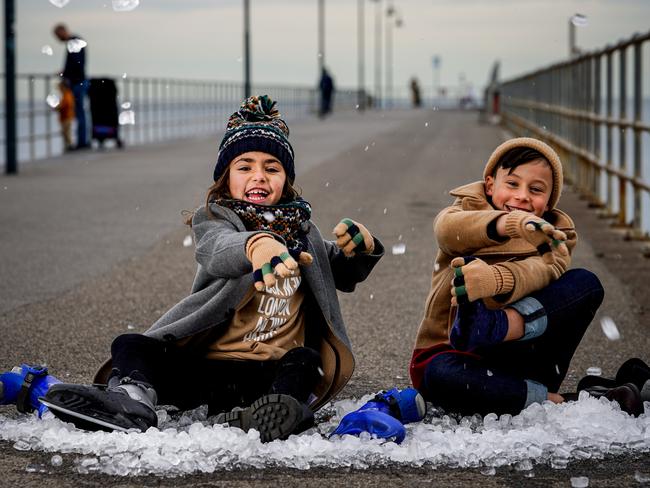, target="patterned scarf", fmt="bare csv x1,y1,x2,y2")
216,198,311,259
